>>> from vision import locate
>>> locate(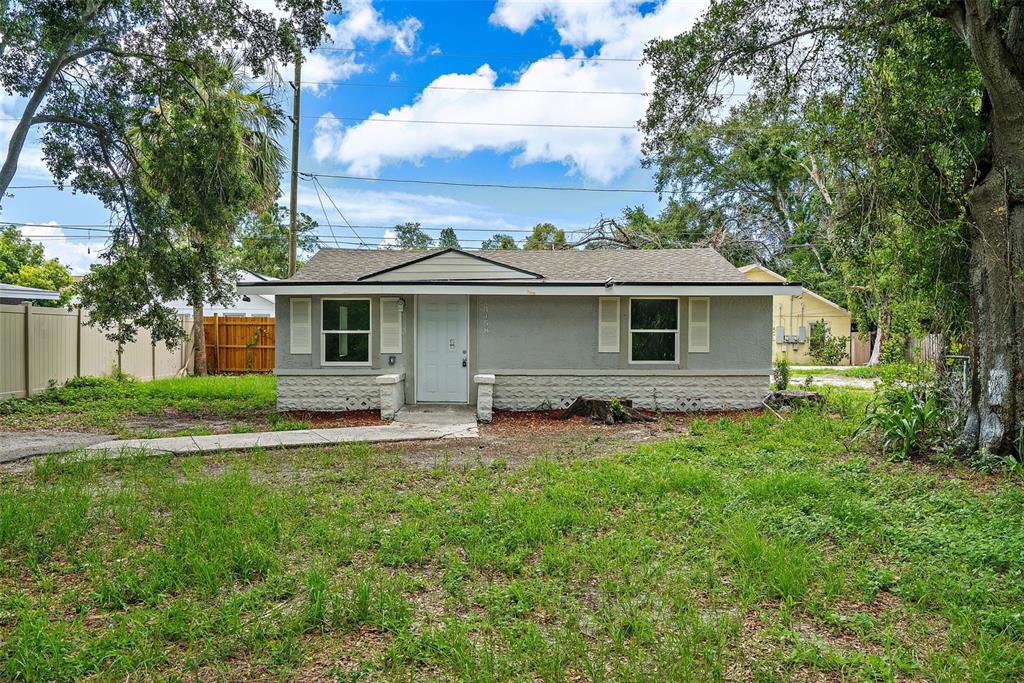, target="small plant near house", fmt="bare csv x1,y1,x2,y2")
855,371,953,460
808,319,850,365
773,356,791,390
609,397,625,421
